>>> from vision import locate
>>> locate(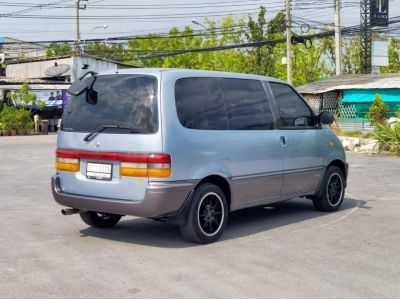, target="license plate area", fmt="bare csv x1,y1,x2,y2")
86,162,112,181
